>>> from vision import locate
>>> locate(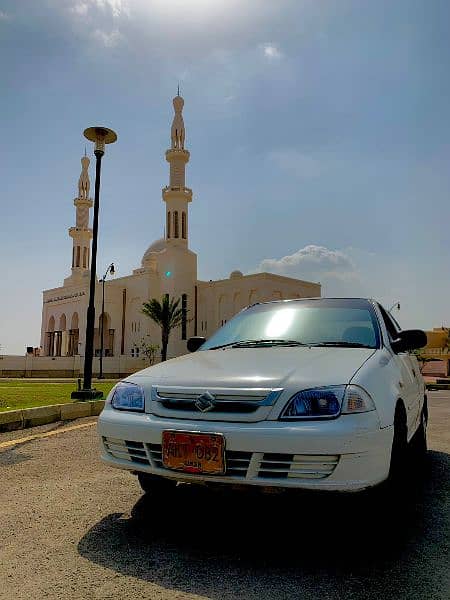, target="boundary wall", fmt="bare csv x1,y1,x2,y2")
0,355,164,378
